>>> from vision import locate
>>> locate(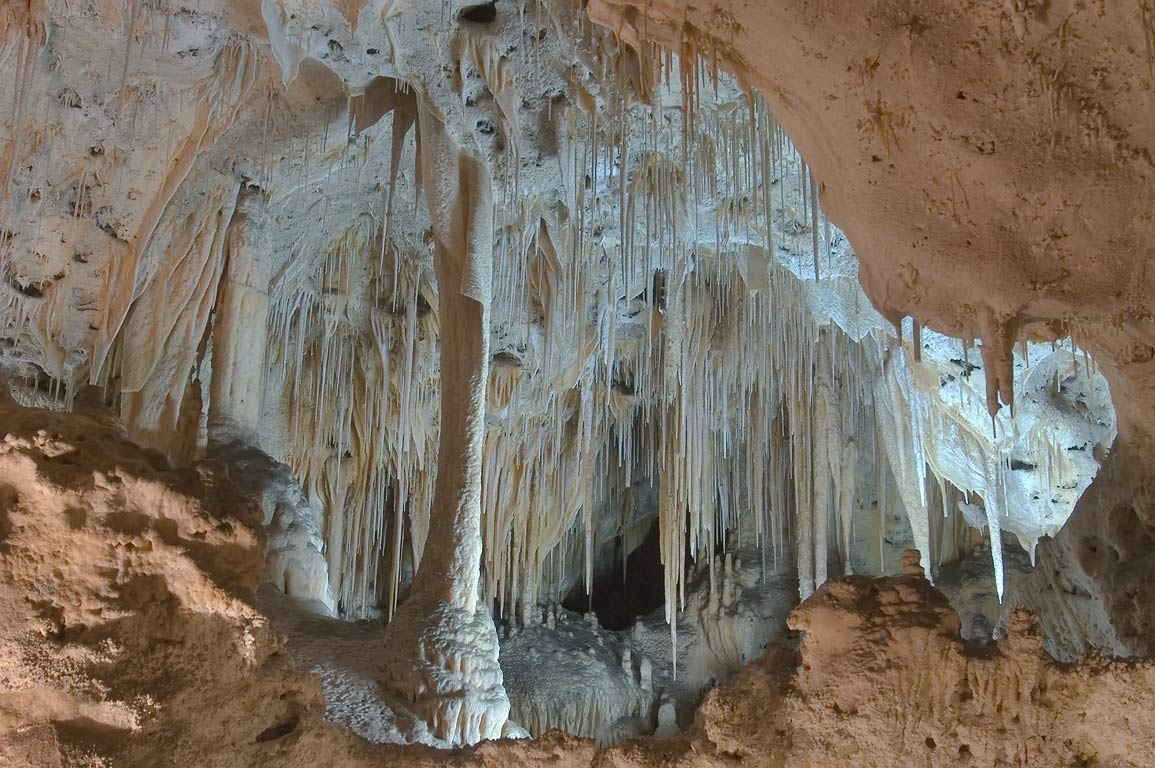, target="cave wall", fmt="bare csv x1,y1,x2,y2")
0,0,1152,757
